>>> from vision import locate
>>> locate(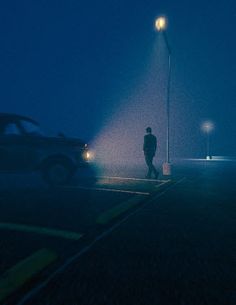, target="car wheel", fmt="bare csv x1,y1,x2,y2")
42,161,74,186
